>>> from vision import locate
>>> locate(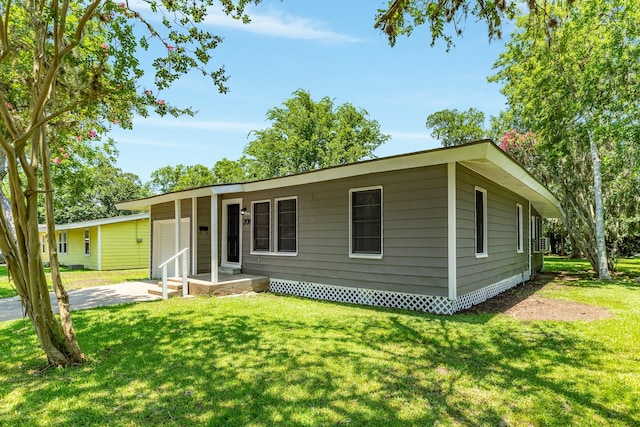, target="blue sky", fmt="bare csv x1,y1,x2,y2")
110,0,510,182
